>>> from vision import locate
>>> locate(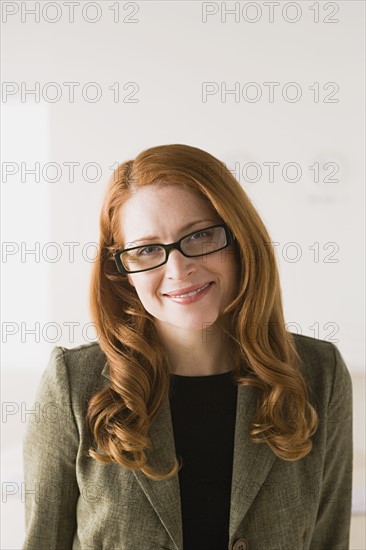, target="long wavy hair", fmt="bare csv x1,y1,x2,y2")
86,143,318,480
